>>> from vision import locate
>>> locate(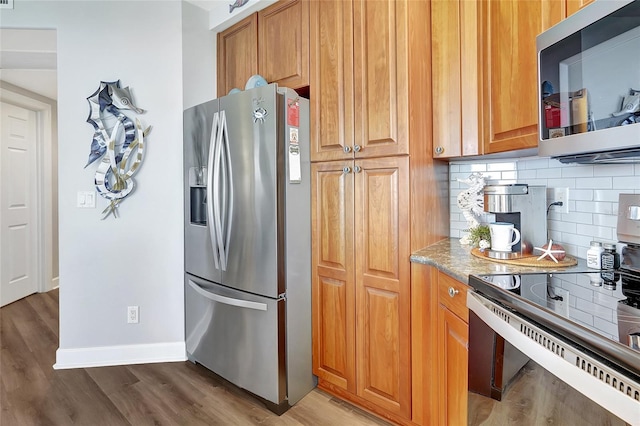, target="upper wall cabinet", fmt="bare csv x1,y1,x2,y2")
431,0,572,158
310,0,410,162
431,0,481,158
217,0,309,96
258,0,310,90
217,14,258,96
480,0,564,154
